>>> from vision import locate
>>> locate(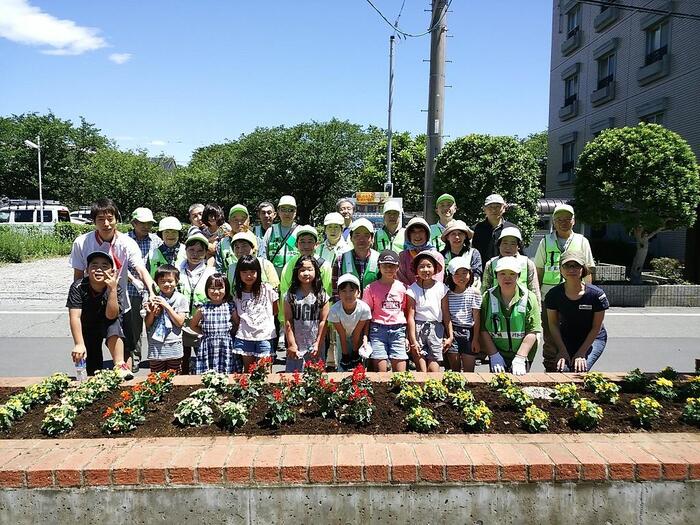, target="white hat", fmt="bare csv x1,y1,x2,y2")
278,195,297,208
349,217,374,234
498,226,522,242
495,256,522,273
231,231,257,247
484,194,506,206
337,274,361,289
552,203,575,218
383,200,402,214
323,212,344,226
158,216,182,232
131,207,156,223
405,216,431,237
447,256,473,275
295,224,319,242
